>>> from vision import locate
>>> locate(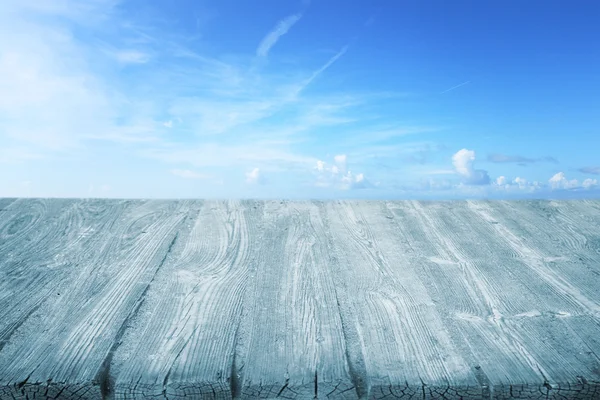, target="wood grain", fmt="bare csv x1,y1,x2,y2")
0,199,599,399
